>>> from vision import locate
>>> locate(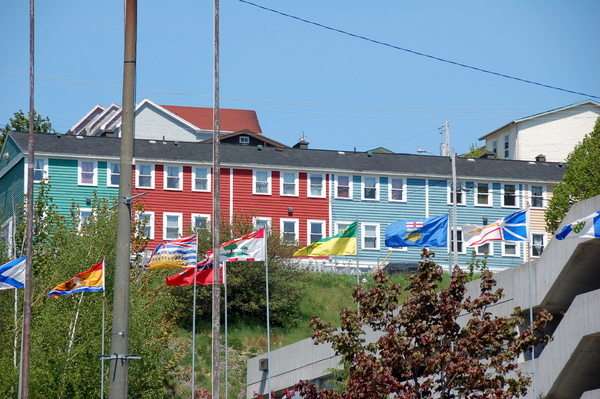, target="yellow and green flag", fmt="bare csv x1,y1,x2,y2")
293,222,356,257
